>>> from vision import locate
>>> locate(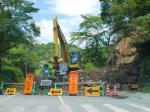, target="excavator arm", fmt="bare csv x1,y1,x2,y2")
51,17,79,75
53,17,70,63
